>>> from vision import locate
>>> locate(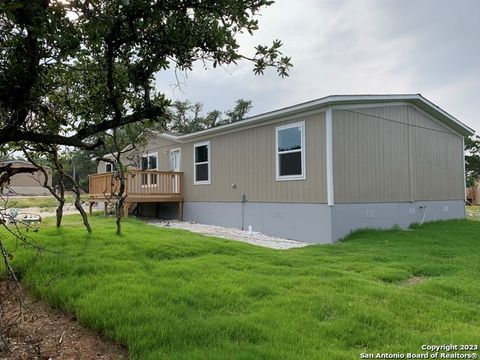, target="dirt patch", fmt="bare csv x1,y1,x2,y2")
401,276,430,286
0,281,127,360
